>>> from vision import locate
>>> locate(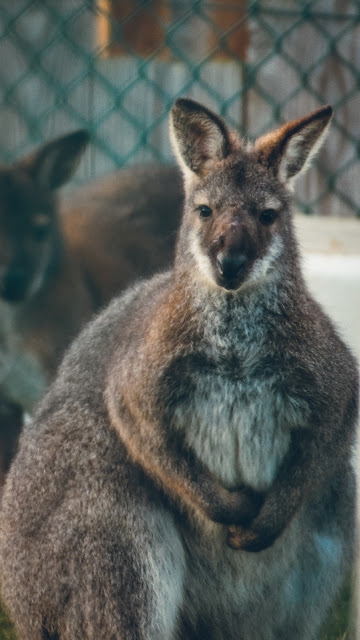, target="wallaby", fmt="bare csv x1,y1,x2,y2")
0,135,183,482
0,100,358,640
